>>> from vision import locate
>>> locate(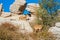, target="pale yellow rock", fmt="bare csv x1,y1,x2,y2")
15,0,26,5
26,14,37,24
1,12,12,17
19,15,27,20
10,4,20,13
33,24,42,32
10,0,26,13
26,3,39,12
0,15,33,34
4,15,26,21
